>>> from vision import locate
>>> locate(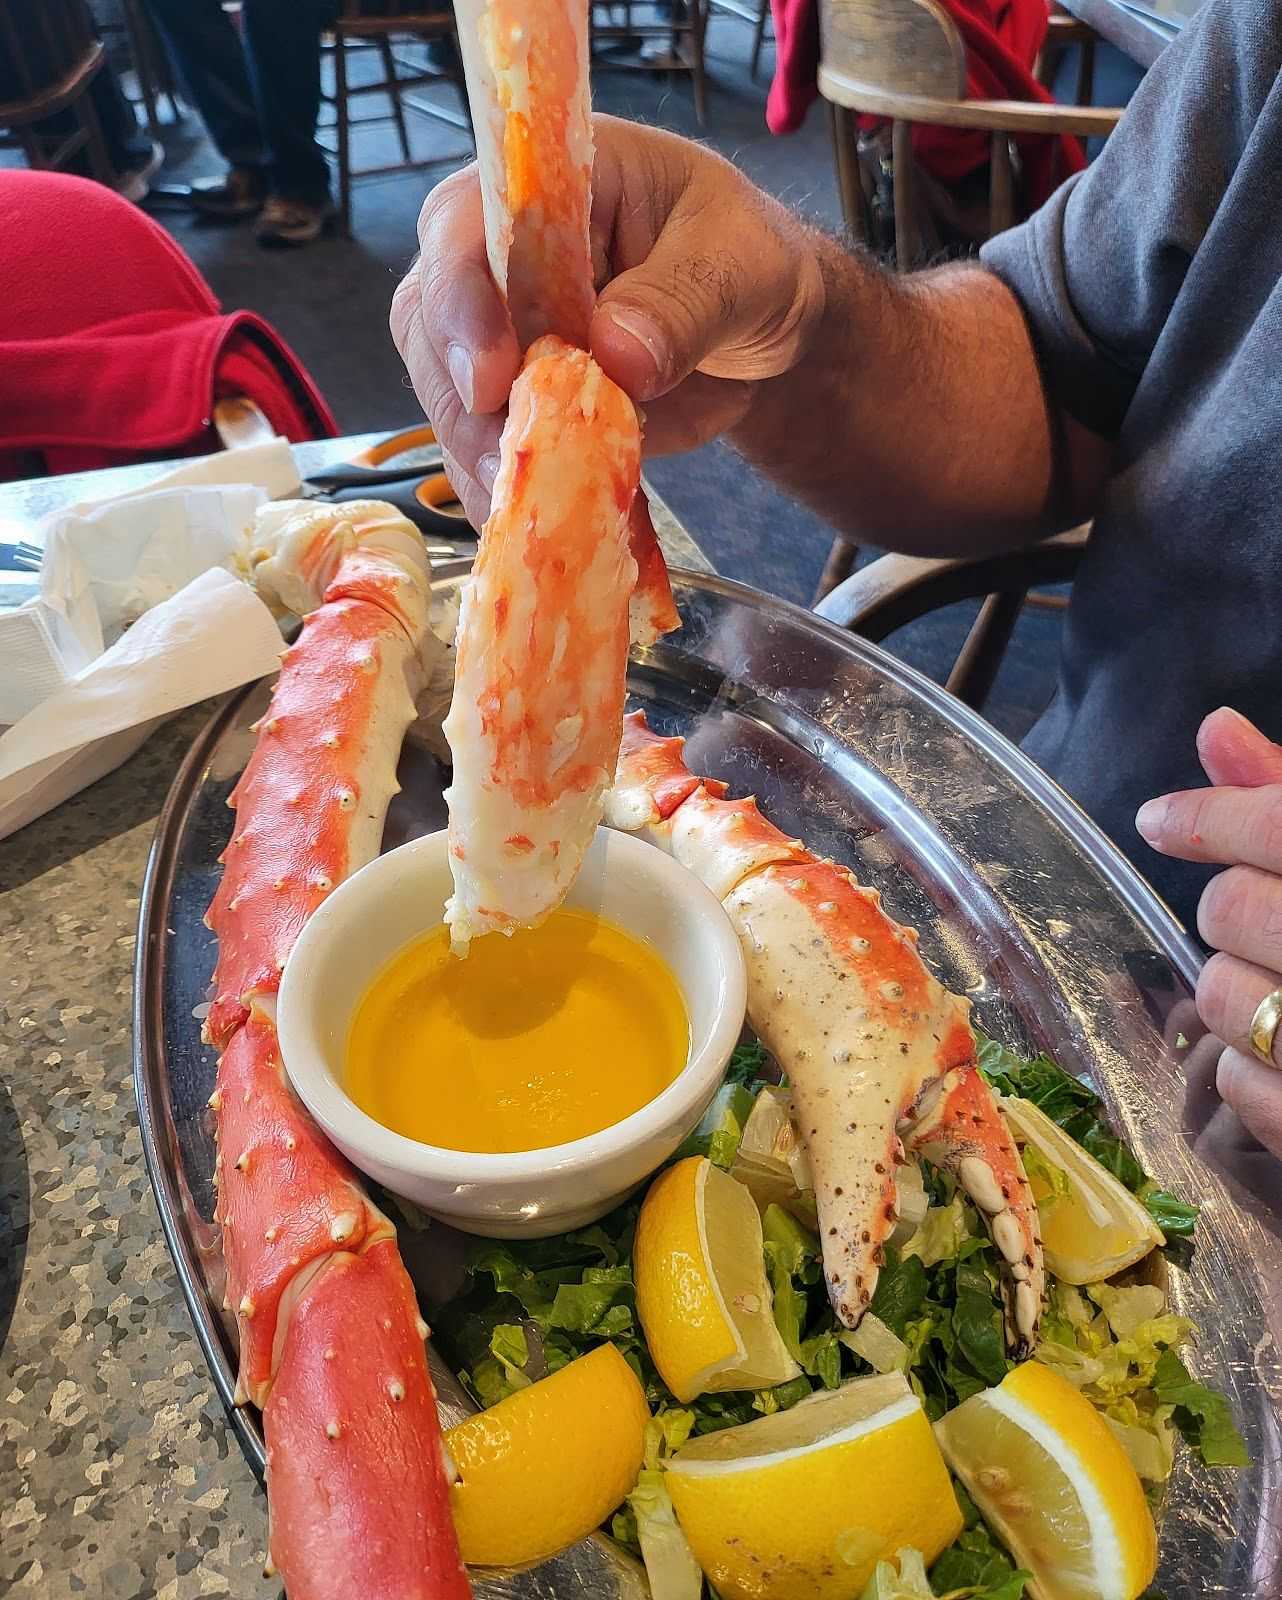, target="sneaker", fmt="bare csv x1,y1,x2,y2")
113,140,165,204
254,195,336,248
190,166,267,220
